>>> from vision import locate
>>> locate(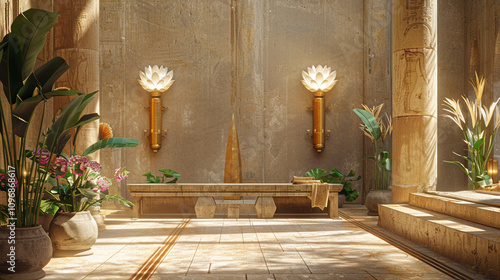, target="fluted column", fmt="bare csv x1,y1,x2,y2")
53,0,99,159
392,0,437,203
